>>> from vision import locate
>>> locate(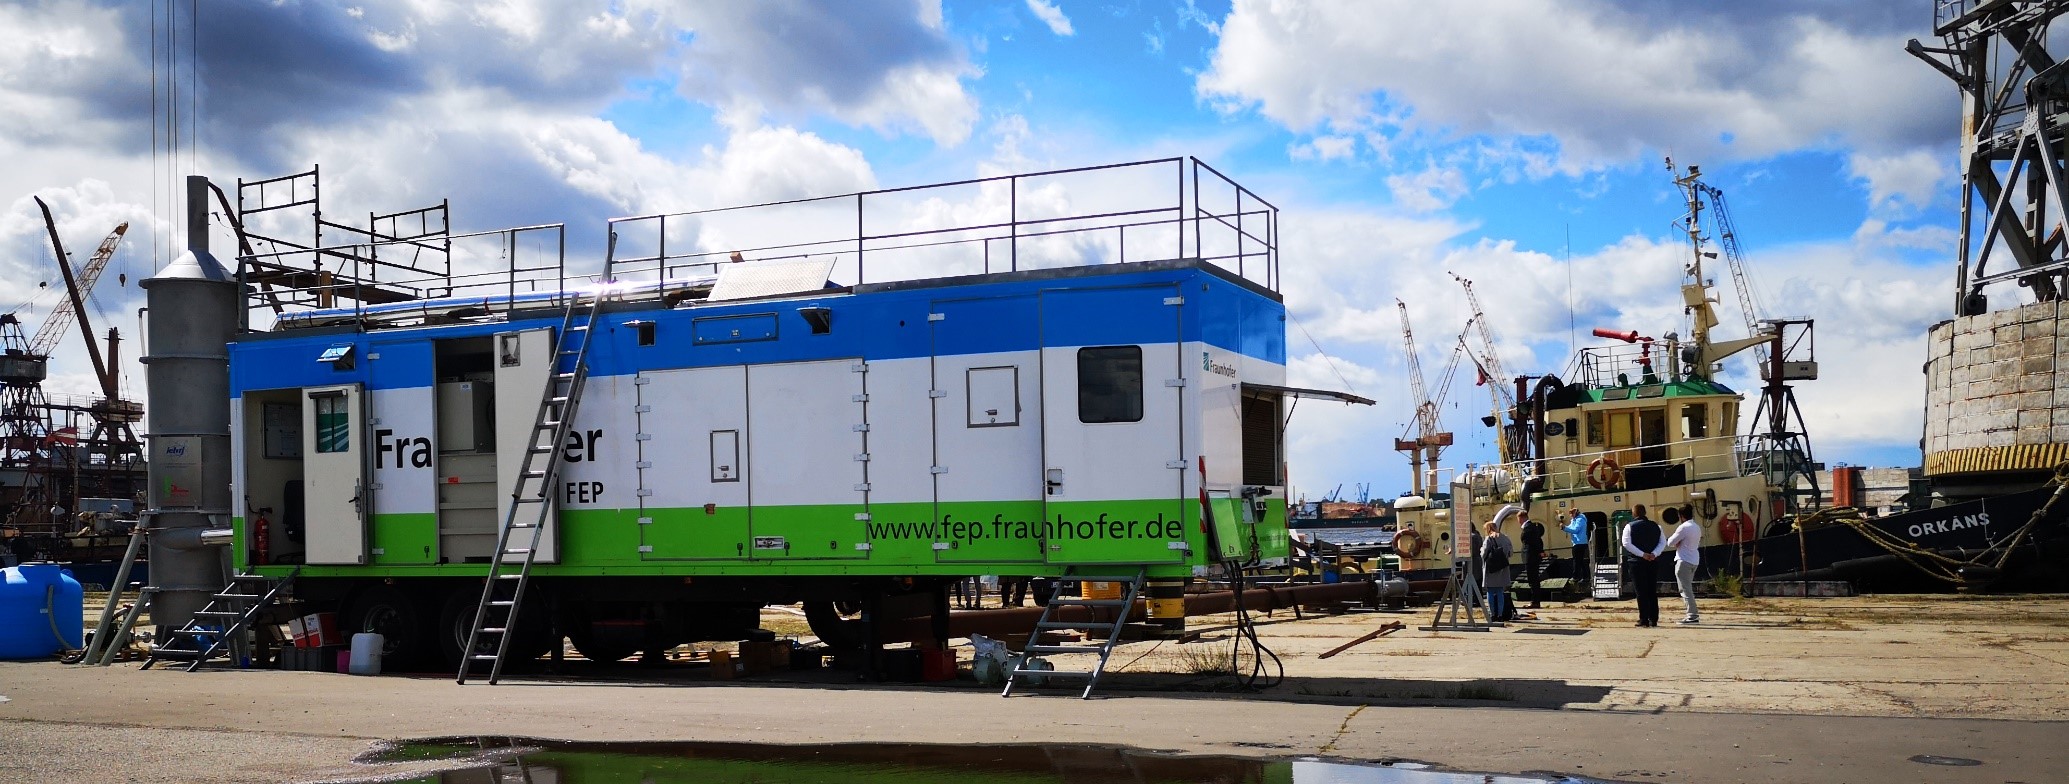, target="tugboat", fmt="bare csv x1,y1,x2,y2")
1392,162,2069,596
